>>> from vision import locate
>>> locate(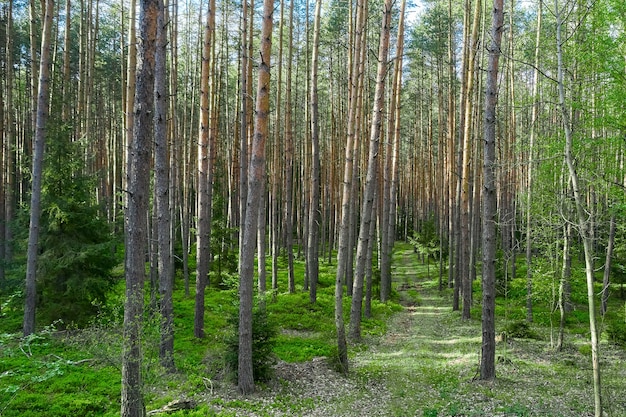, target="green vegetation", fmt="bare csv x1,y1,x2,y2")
0,252,398,416
1,242,625,416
